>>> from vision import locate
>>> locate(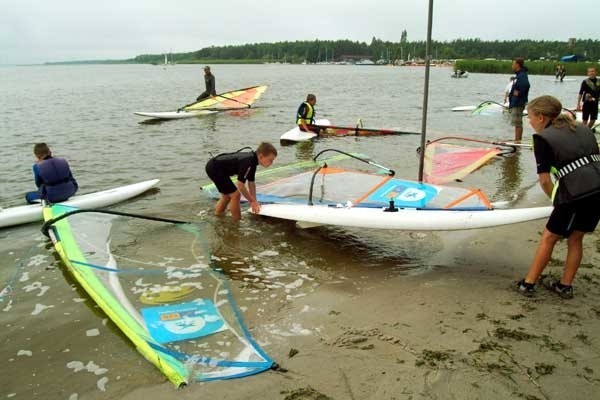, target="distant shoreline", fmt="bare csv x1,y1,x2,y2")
31,37,600,67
